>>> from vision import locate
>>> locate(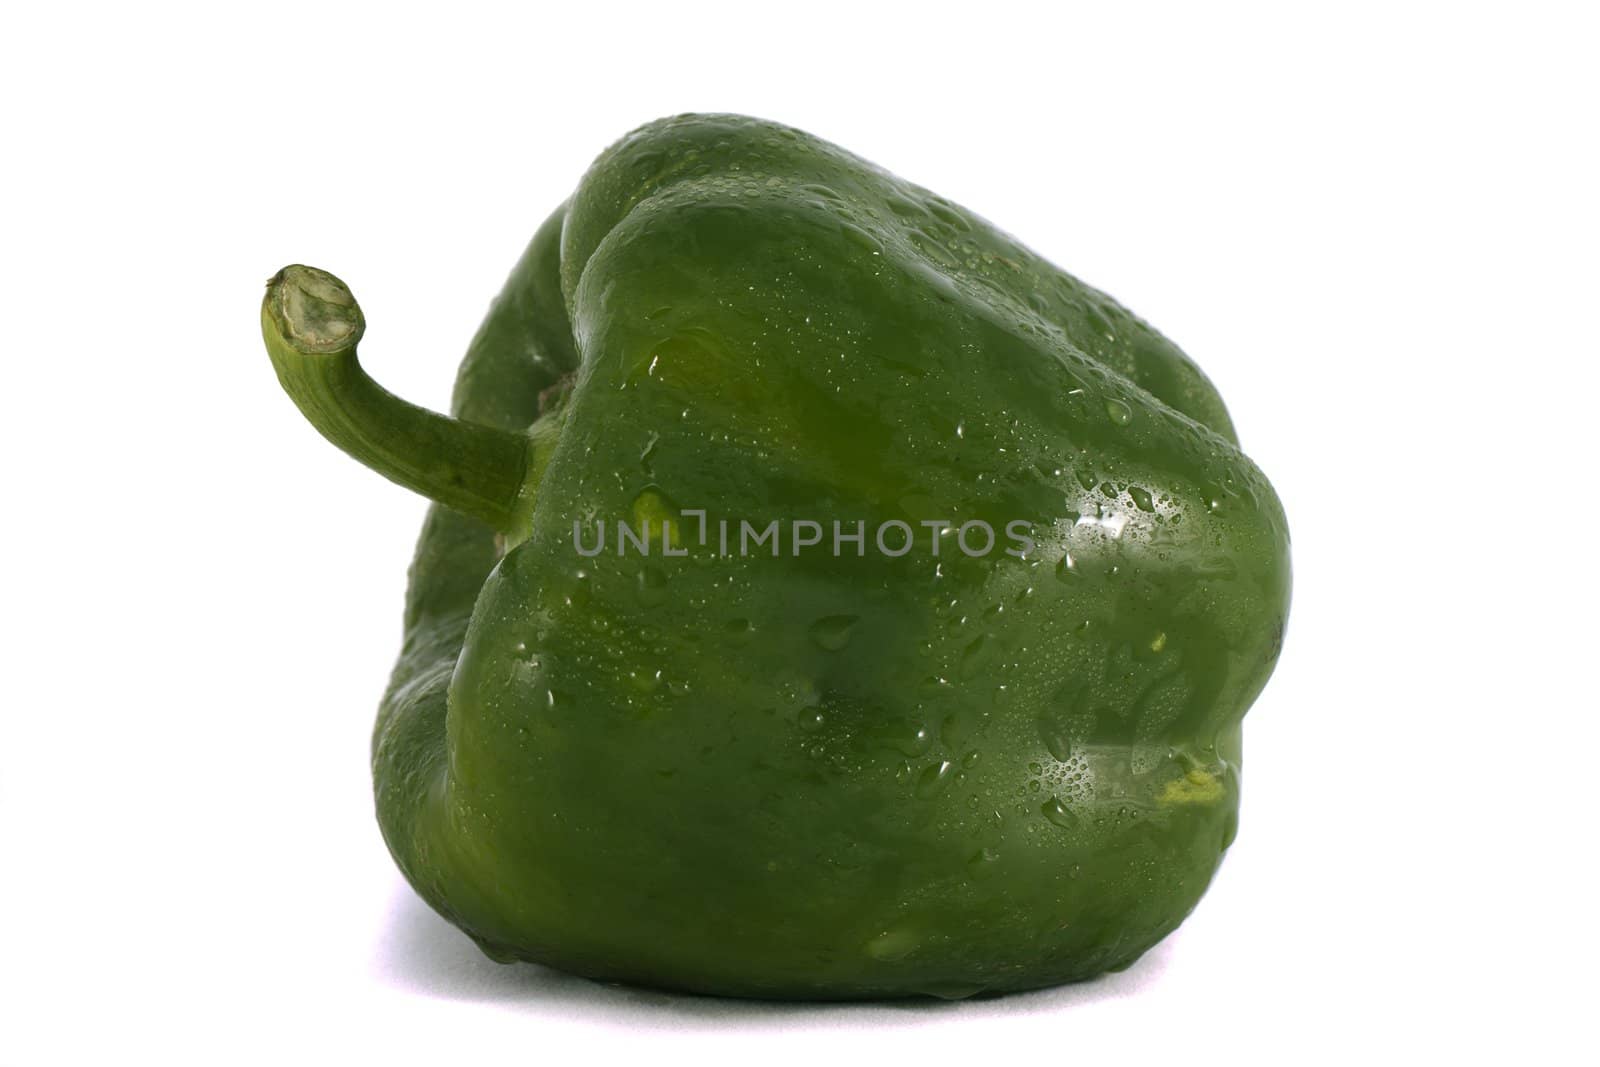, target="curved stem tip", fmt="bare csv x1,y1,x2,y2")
261,265,530,531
